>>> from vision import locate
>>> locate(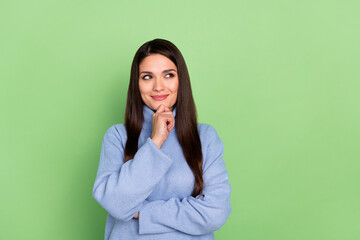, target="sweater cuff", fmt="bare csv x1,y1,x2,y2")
145,137,173,164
